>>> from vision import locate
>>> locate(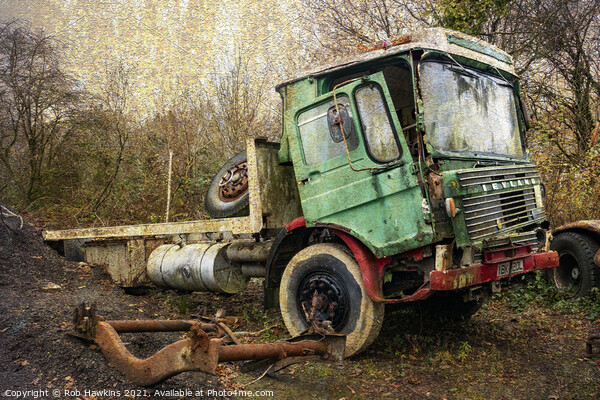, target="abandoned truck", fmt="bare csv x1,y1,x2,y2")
45,28,561,357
